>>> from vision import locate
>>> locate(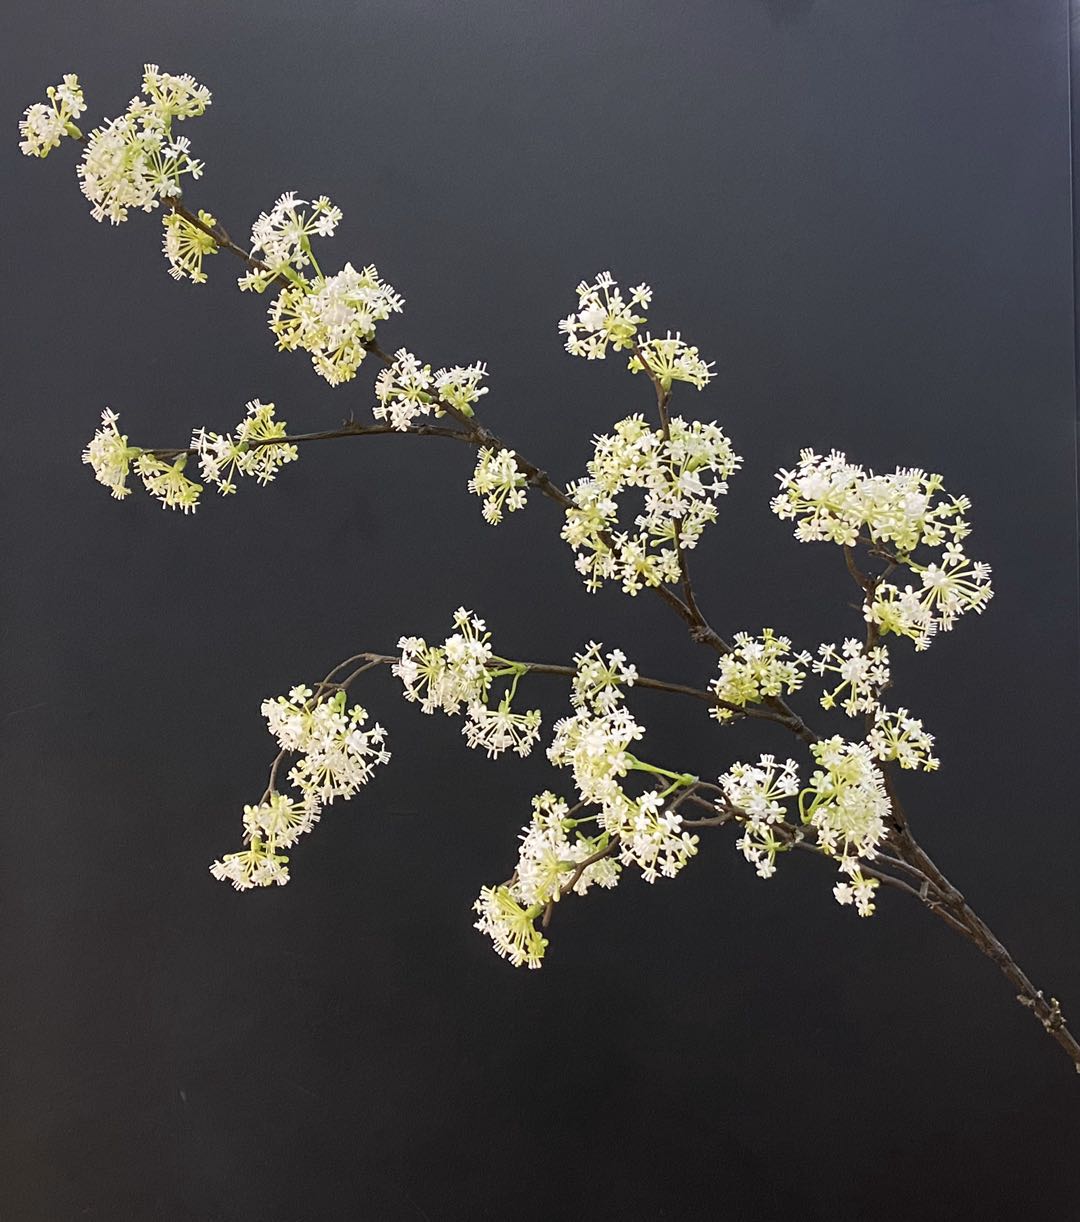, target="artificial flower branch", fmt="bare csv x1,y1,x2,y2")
21,66,1080,1071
